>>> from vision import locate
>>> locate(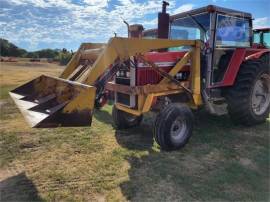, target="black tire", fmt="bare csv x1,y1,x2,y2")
154,103,194,151
224,57,270,125
112,105,143,129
